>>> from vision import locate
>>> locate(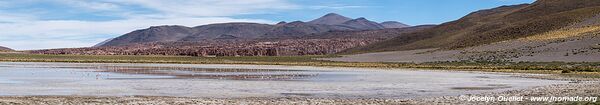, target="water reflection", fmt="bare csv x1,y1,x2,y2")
100,67,320,81
0,62,564,98
1,63,324,81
